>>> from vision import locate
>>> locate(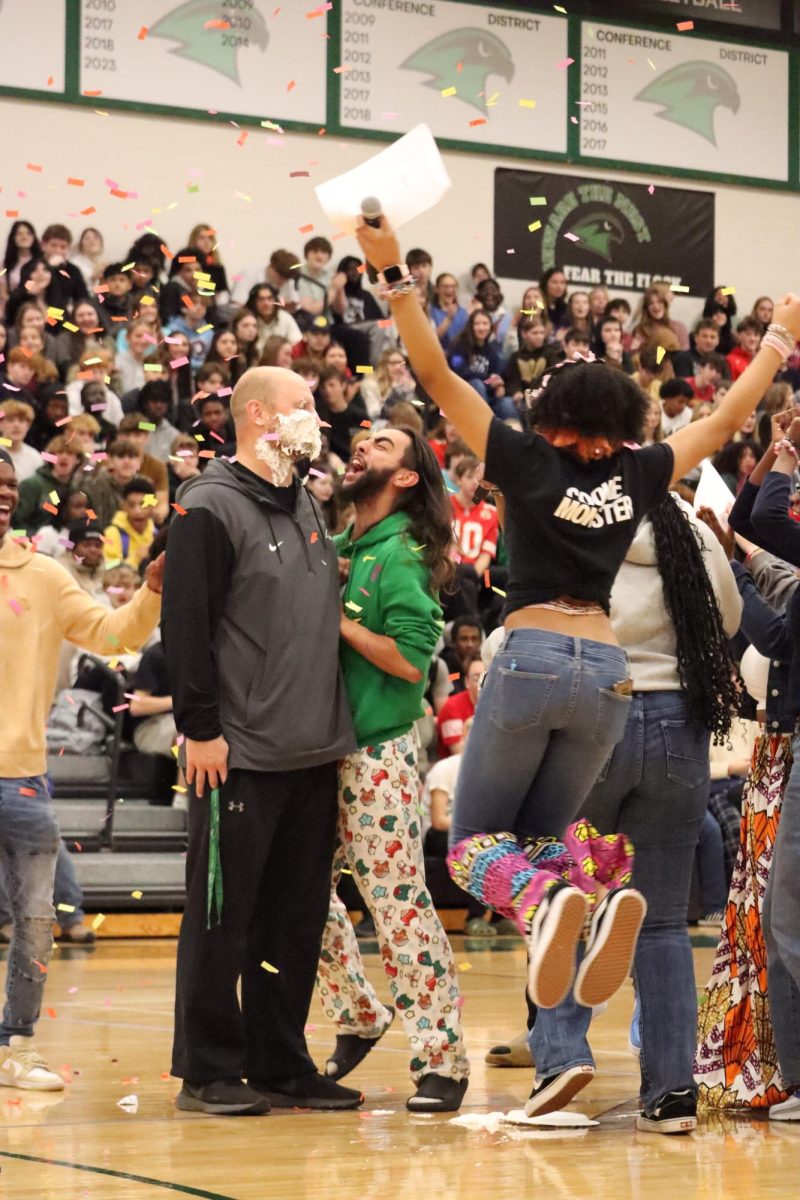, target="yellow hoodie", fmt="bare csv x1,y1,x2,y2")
0,537,161,778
